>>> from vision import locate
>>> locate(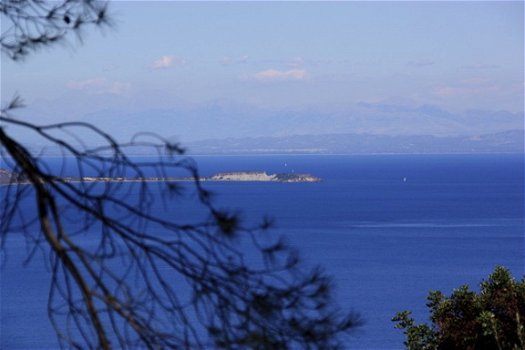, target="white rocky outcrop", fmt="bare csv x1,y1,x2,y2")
208,171,320,182
209,171,276,182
